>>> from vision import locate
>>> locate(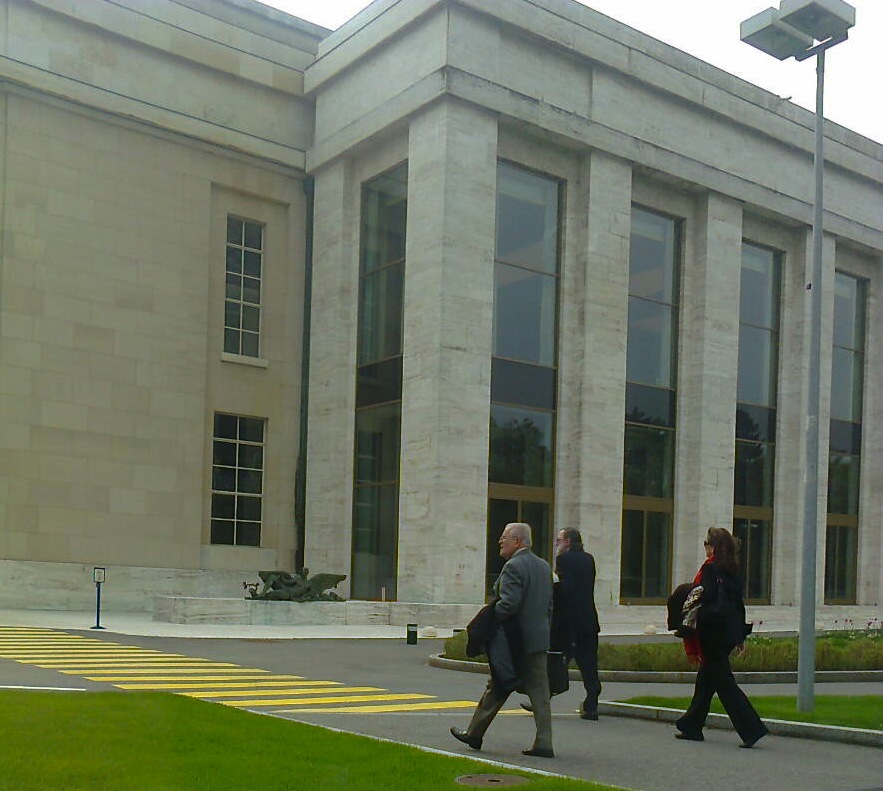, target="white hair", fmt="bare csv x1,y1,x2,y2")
506,522,532,547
